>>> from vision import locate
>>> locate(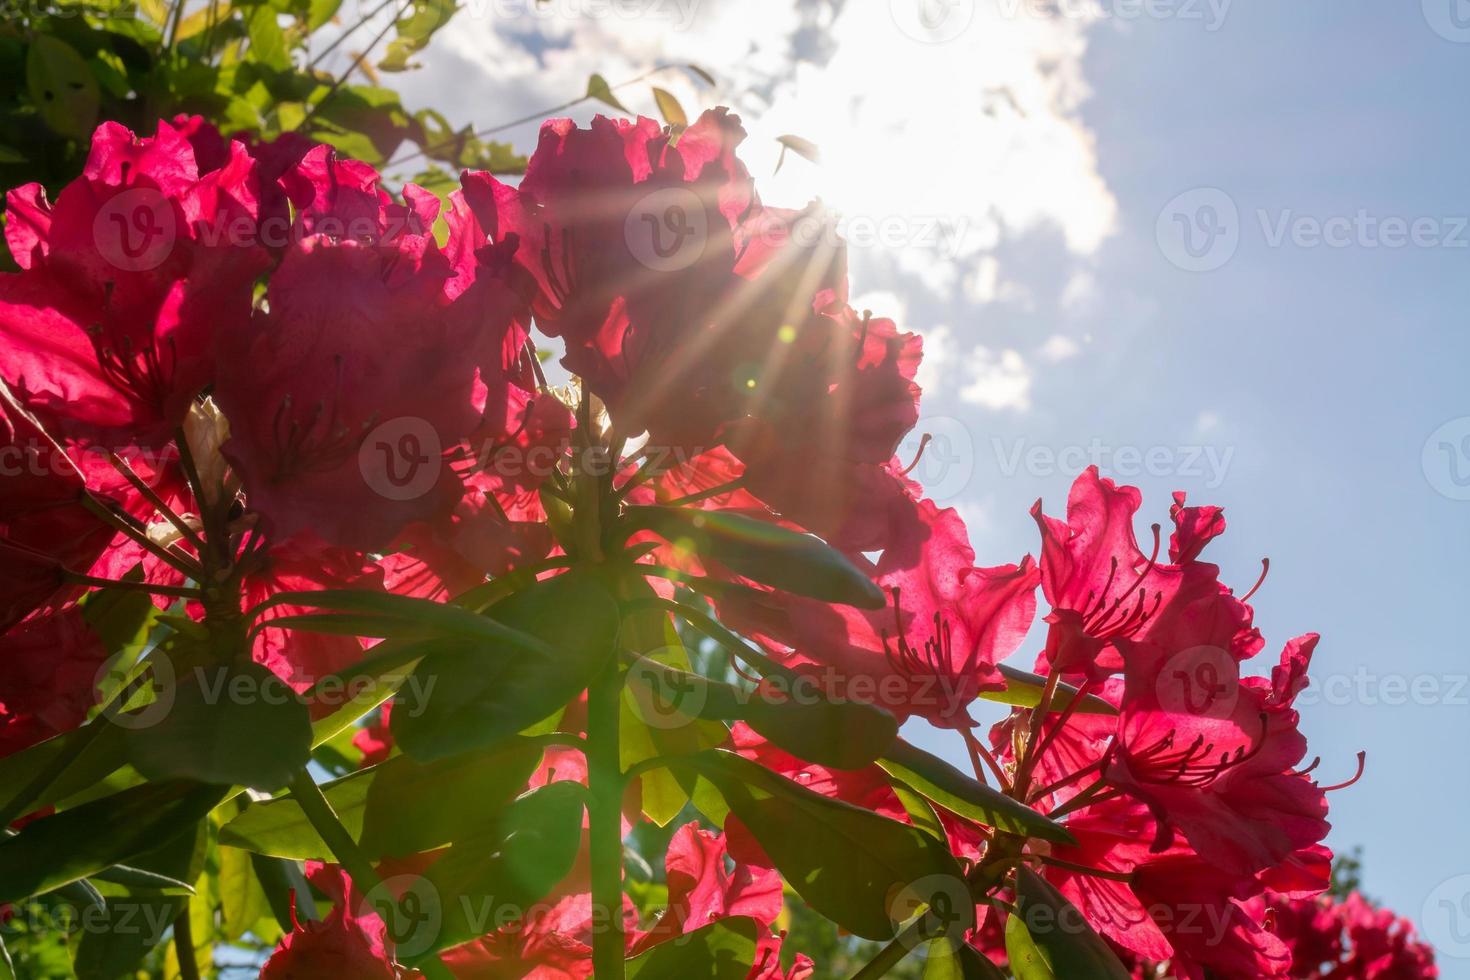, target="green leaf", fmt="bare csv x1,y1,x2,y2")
679,750,971,941
978,666,1118,715
925,938,1008,980
586,73,629,113
401,782,586,961
25,36,100,139
218,845,271,942
220,738,541,859
773,133,819,175
625,506,885,609
304,0,342,31
219,769,371,859
877,741,1075,846
254,588,555,658
1007,867,1131,980
246,4,291,70
393,571,620,762
1005,900,1054,980
775,134,820,163
683,63,716,86
91,864,196,895
379,0,456,71
627,657,896,770
359,738,542,857
651,86,687,127
125,660,313,792
0,781,224,904
625,917,759,979
617,586,724,825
